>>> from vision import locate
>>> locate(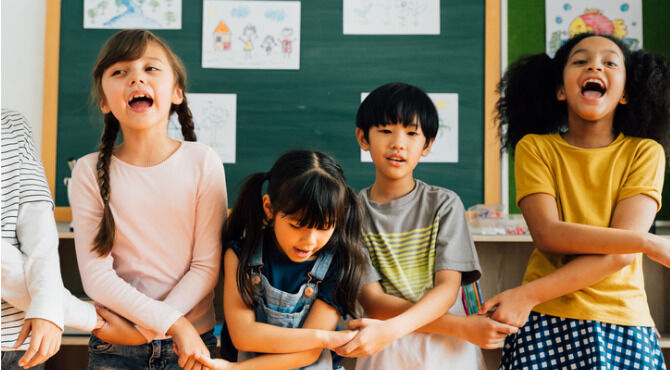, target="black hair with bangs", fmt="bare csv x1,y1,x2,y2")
222,150,367,317
356,82,439,146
